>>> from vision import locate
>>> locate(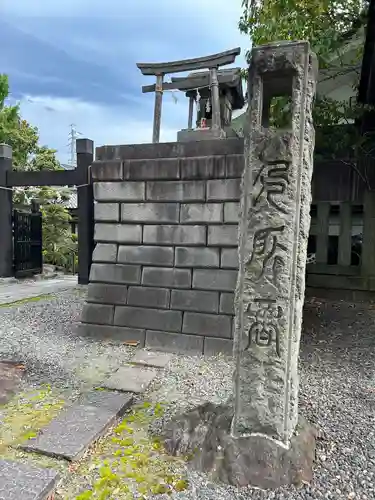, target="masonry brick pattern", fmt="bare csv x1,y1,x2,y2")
79,139,244,355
